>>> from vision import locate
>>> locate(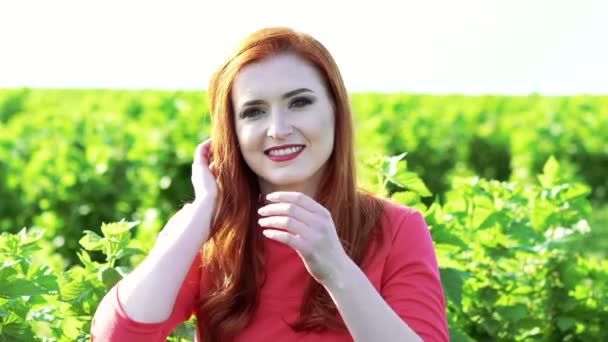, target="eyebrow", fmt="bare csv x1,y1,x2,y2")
240,88,314,108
